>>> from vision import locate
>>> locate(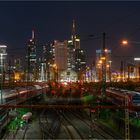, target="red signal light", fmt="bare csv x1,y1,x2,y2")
91,109,96,113
51,90,56,95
